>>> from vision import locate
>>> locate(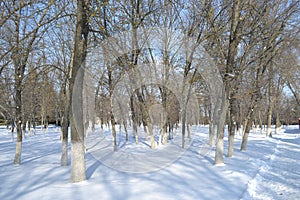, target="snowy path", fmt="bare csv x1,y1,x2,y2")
242,128,300,200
